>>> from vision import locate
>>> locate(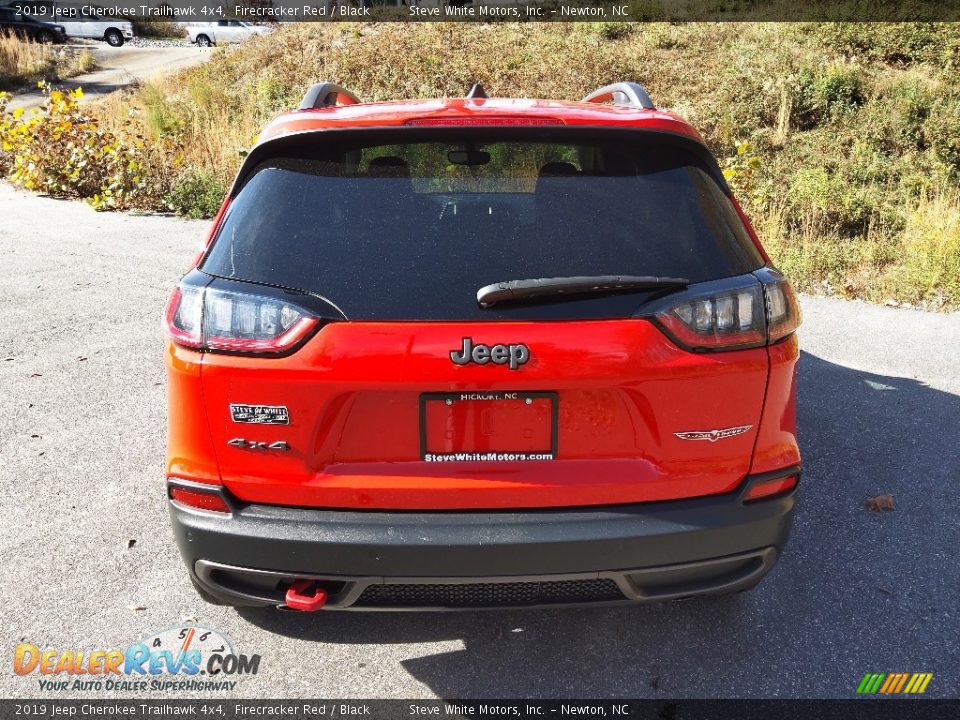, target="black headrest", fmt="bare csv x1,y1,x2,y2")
537,161,579,178
367,156,411,178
